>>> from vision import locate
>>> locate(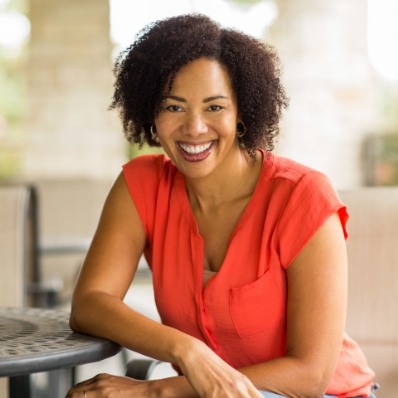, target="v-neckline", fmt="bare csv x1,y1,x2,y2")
175,150,273,279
